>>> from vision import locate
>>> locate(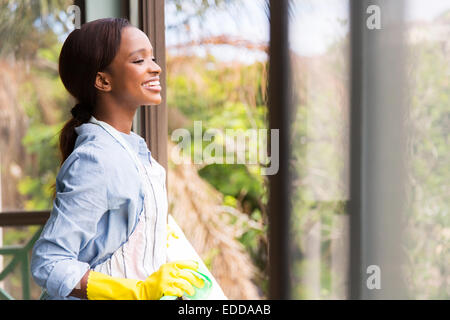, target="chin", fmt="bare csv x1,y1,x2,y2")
149,96,162,105
139,96,161,106
141,91,162,105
